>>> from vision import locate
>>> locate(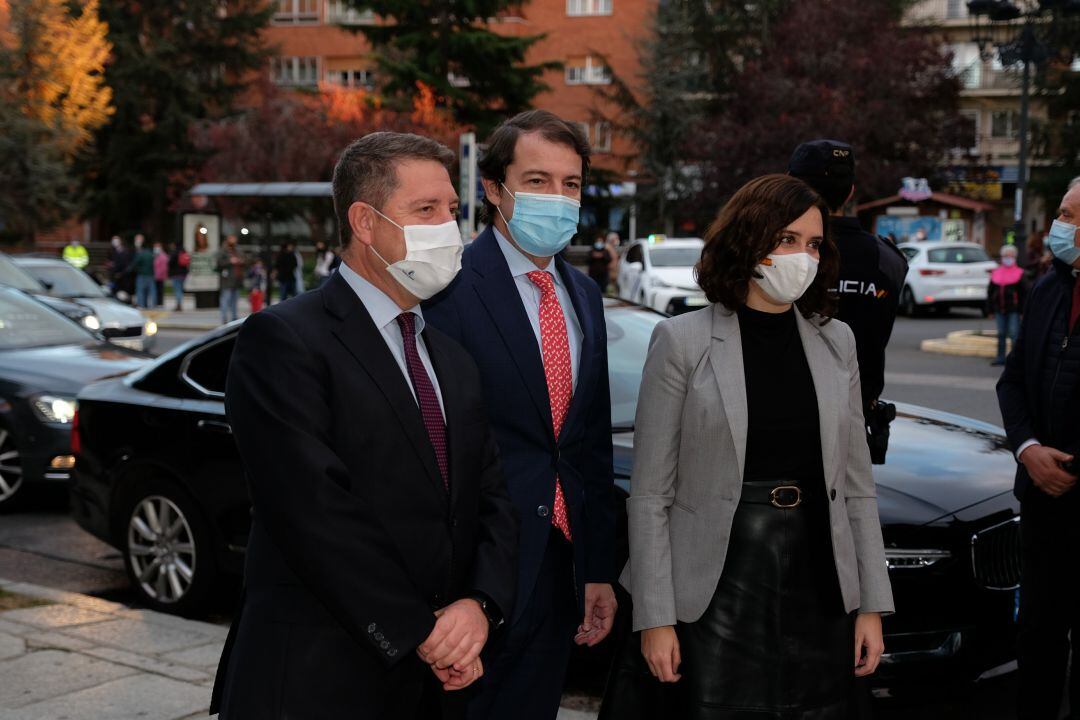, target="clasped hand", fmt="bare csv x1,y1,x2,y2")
417,598,488,691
